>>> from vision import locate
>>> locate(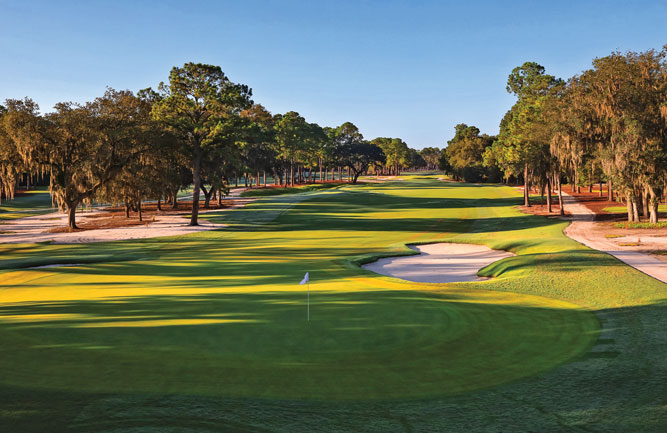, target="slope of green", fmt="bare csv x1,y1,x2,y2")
0,177,664,432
